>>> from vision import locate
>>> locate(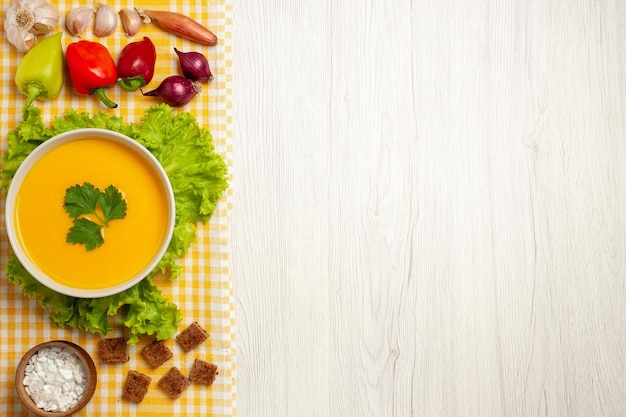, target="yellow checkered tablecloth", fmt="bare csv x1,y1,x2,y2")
0,1,235,416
